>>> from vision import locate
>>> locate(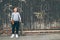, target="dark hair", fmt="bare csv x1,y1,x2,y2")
13,7,18,12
